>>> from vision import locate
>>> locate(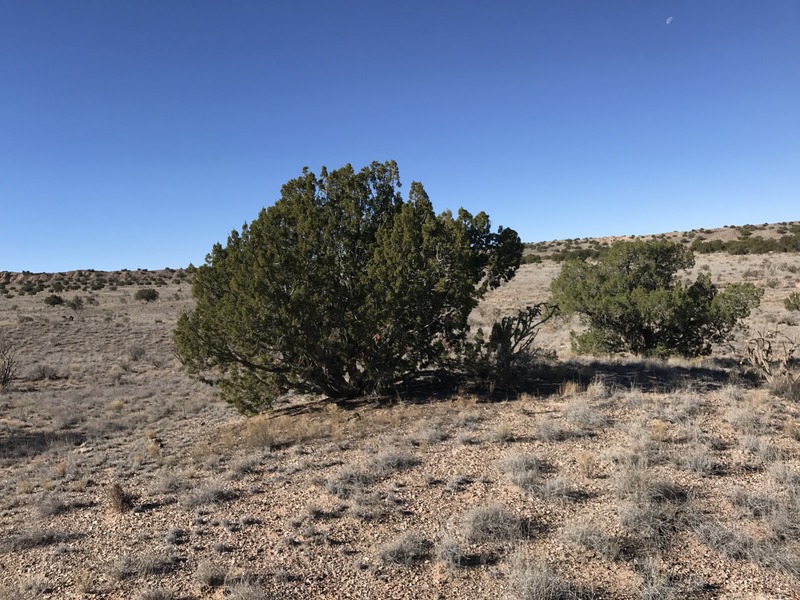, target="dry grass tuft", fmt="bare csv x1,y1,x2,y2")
379,531,433,565
508,551,588,600
461,504,528,543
